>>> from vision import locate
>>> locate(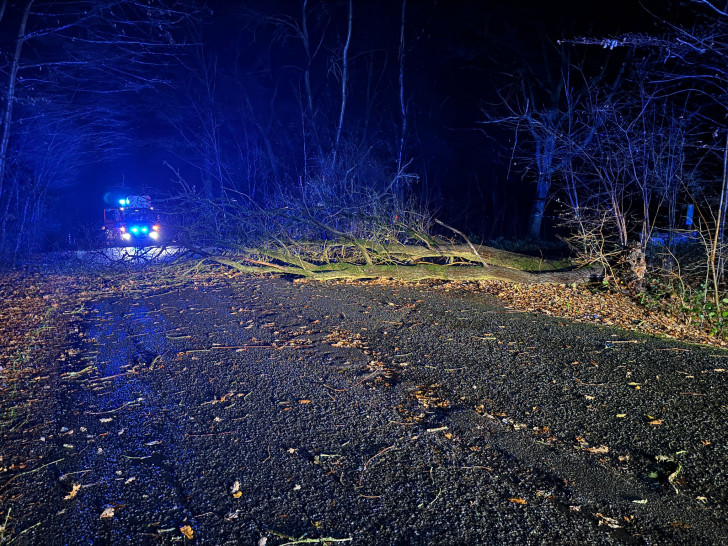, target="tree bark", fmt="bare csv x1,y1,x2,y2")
332,0,352,165
186,238,603,285
528,131,555,239
207,254,603,284
395,0,407,200
0,0,33,205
